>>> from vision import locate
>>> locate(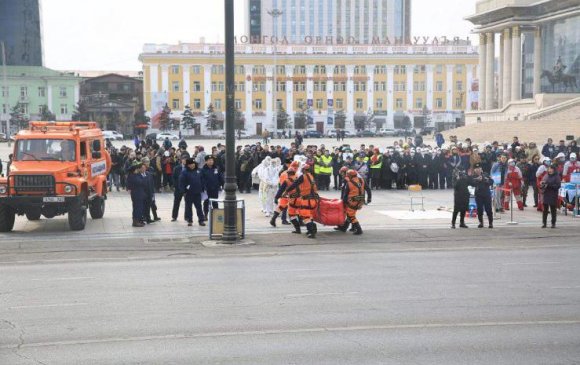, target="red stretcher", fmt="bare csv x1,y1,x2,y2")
314,198,345,226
